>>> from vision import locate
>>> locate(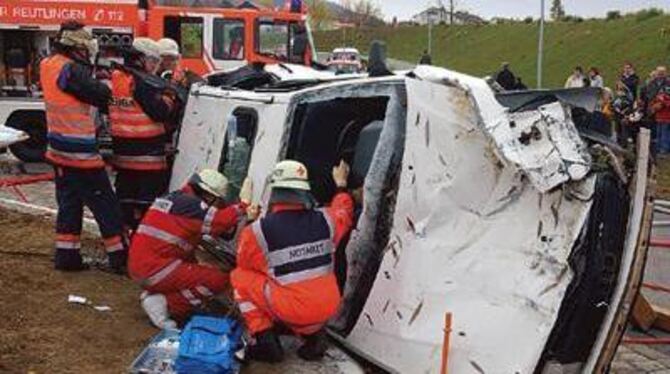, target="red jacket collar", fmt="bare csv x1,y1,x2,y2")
271,203,306,213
